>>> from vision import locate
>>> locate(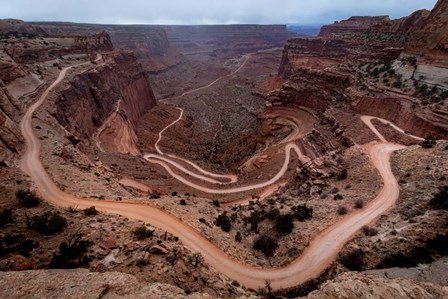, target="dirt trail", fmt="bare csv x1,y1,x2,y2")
20,62,413,290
